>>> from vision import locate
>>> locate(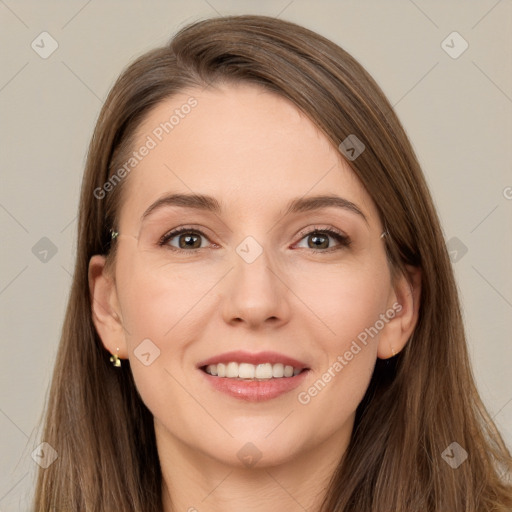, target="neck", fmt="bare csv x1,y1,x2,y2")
157,417,352,512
